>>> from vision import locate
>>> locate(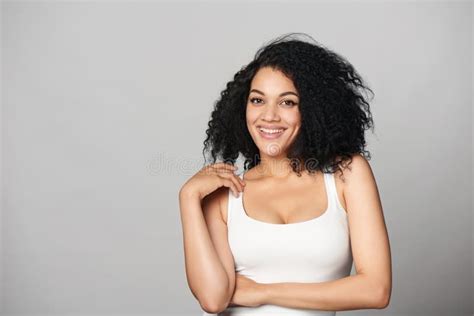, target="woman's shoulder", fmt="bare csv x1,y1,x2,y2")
205,169,252,225
218,168,256,224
